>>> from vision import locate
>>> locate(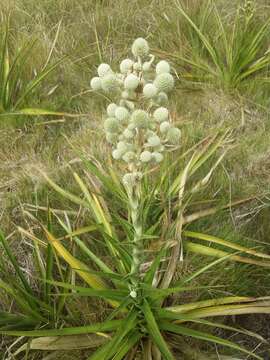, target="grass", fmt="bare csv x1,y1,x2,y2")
1,0,270,359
